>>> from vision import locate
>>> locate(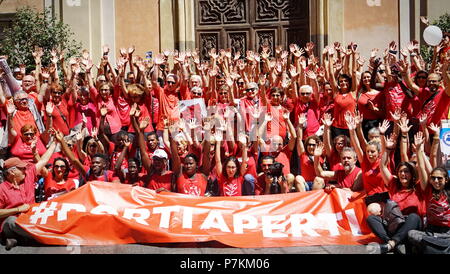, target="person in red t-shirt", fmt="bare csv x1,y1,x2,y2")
259,110,299,192
347,113,387,196
313,144,362,192
408,136,450,253
9,124,46,163
44,83,71,136
44,157,78,200
214,132,248,197
132,114,173,192
55,131,120,184
322,113,350,172
170,122,211,197
327,43,358,139
366,136,424,253
0,141,57,250
296,125,325,192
